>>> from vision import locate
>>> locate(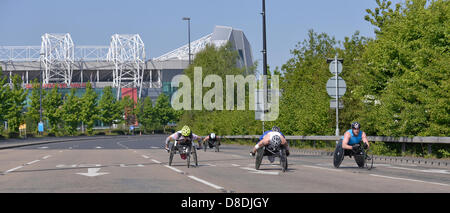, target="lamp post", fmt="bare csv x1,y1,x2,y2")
39,52,44,135
182,17,191,64
261,0,268,133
